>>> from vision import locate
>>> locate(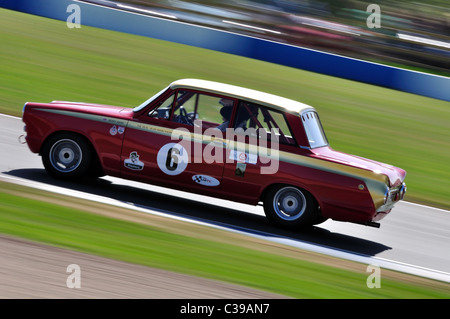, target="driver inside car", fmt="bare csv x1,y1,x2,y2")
216,98,234,132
